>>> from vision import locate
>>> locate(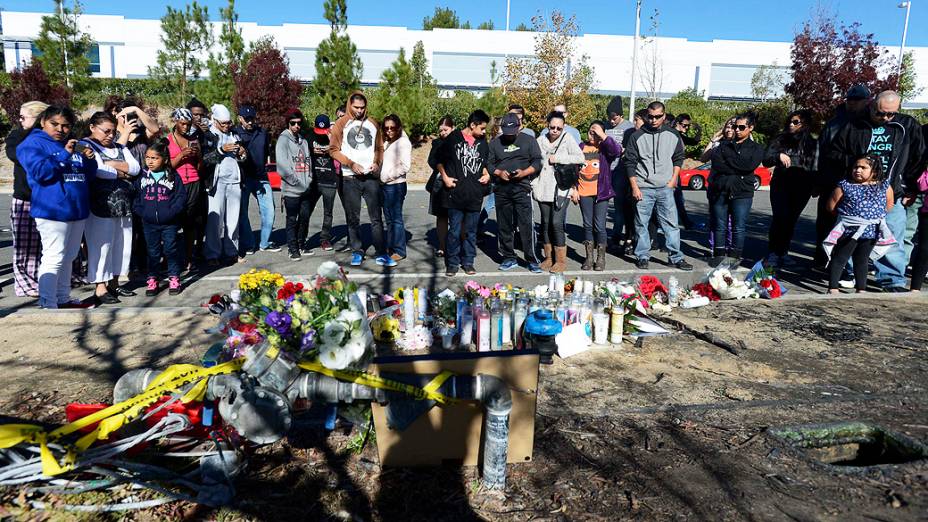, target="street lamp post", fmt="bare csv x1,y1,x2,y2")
897,1,912,78
629,0,642,117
